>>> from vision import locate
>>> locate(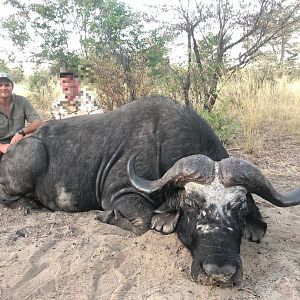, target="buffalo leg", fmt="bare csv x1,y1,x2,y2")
101,193,155,234
96,209,144,235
